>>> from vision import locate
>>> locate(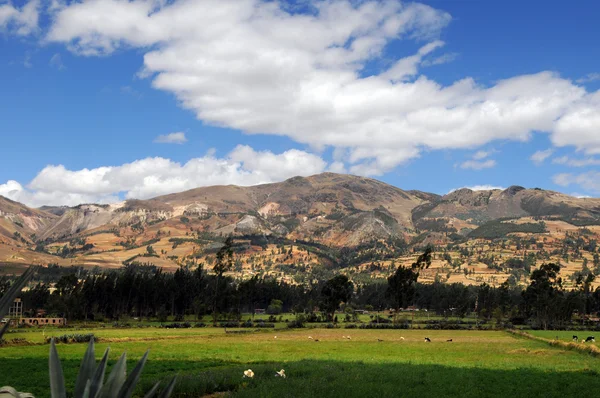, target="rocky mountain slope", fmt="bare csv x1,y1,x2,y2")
1,172,600,275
